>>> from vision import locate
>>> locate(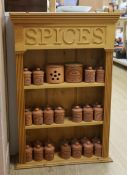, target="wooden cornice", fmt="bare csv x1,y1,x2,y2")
10,12,120,25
